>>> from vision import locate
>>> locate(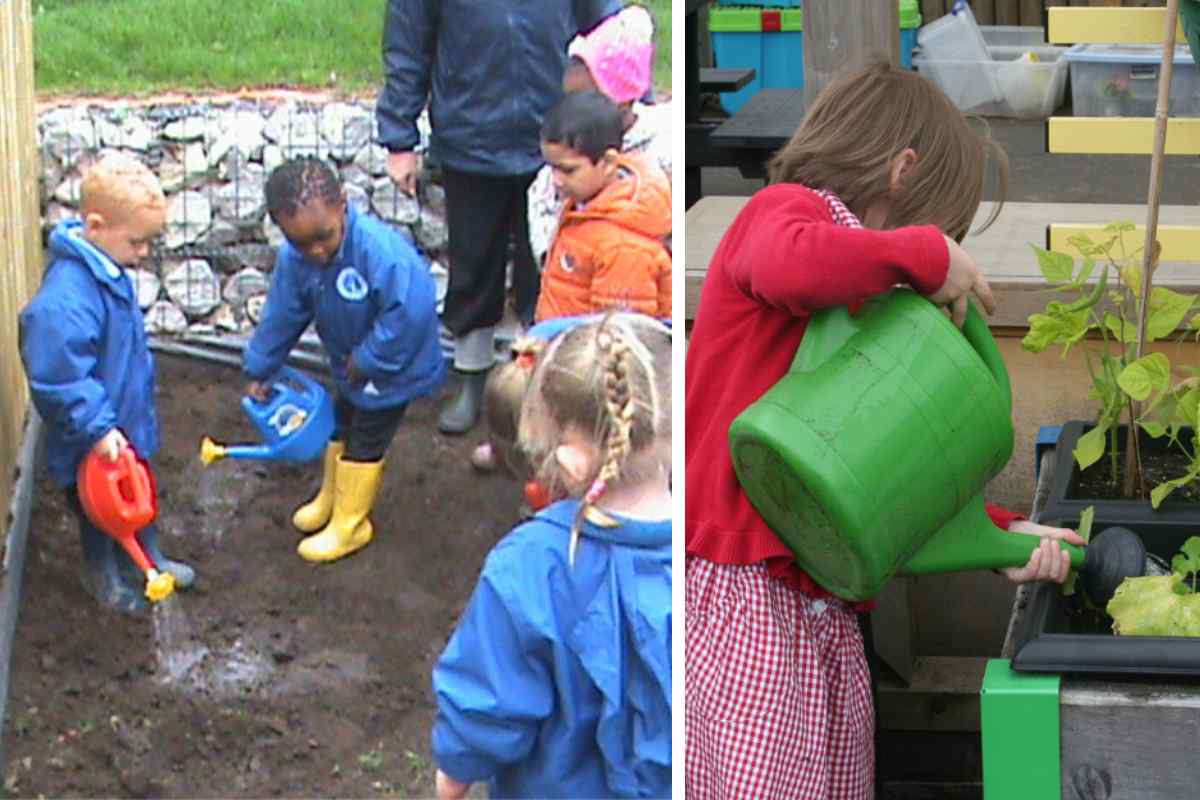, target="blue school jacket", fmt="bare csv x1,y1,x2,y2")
432,499,672,798
19,220,160,487
243,206,446,410
378,0,621,176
